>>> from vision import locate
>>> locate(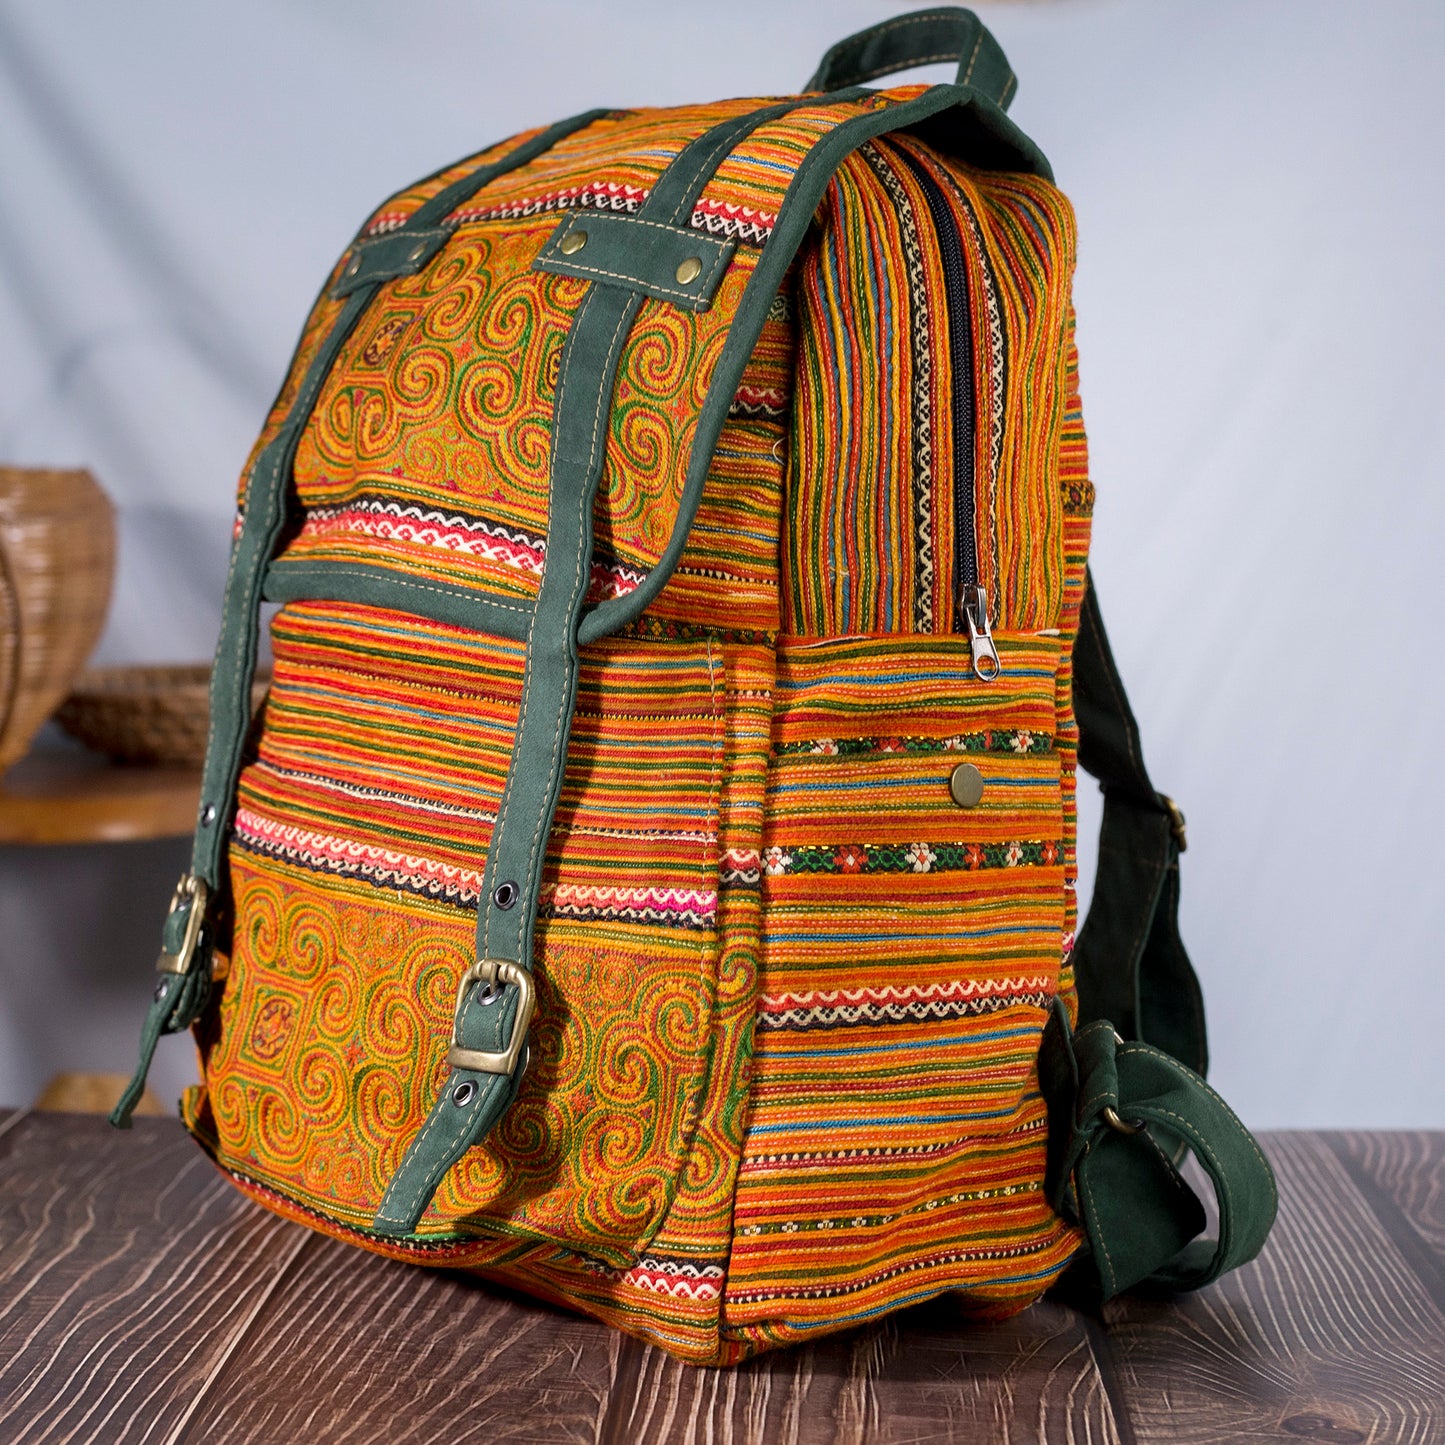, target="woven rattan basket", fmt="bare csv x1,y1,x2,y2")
54,665,271,767
0,468,116,771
